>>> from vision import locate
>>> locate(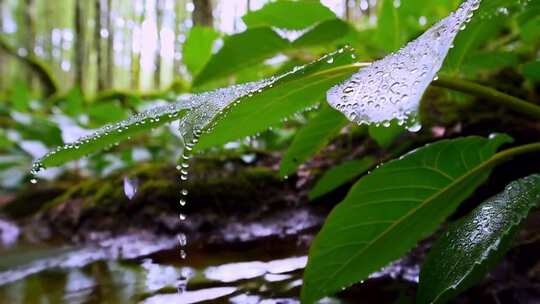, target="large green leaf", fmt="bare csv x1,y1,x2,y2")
301,135,512,303
35,48,358,170
309,157,375,201
182,26,219,77
195,47,358,150
280,104,348,177
193,28,290,87
418,174,540,304
242,0,335,30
